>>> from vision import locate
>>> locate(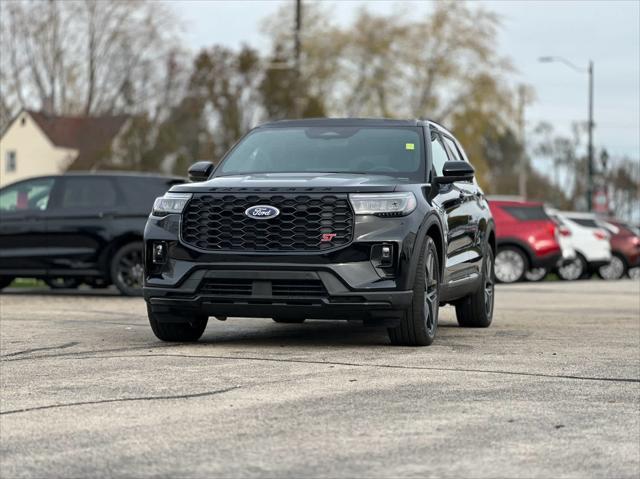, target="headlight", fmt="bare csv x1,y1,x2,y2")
349,192,417,216
152,192,192,216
